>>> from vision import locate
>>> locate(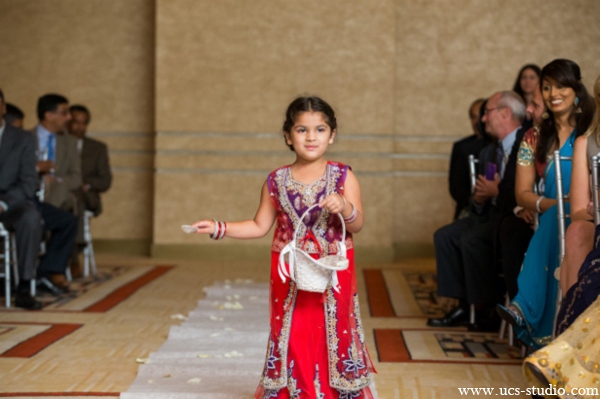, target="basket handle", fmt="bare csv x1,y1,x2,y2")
292,202,346,253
